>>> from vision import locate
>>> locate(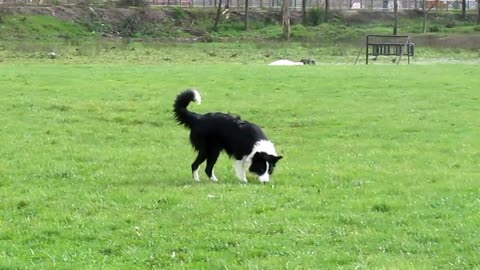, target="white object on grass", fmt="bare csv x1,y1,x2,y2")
268,59,304,66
